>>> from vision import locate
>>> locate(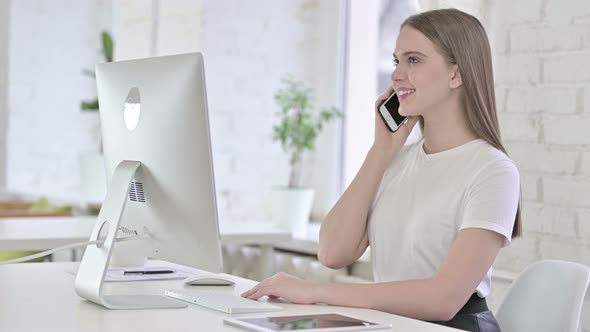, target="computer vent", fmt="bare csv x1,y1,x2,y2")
129,181,146,203
118,225,139,236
